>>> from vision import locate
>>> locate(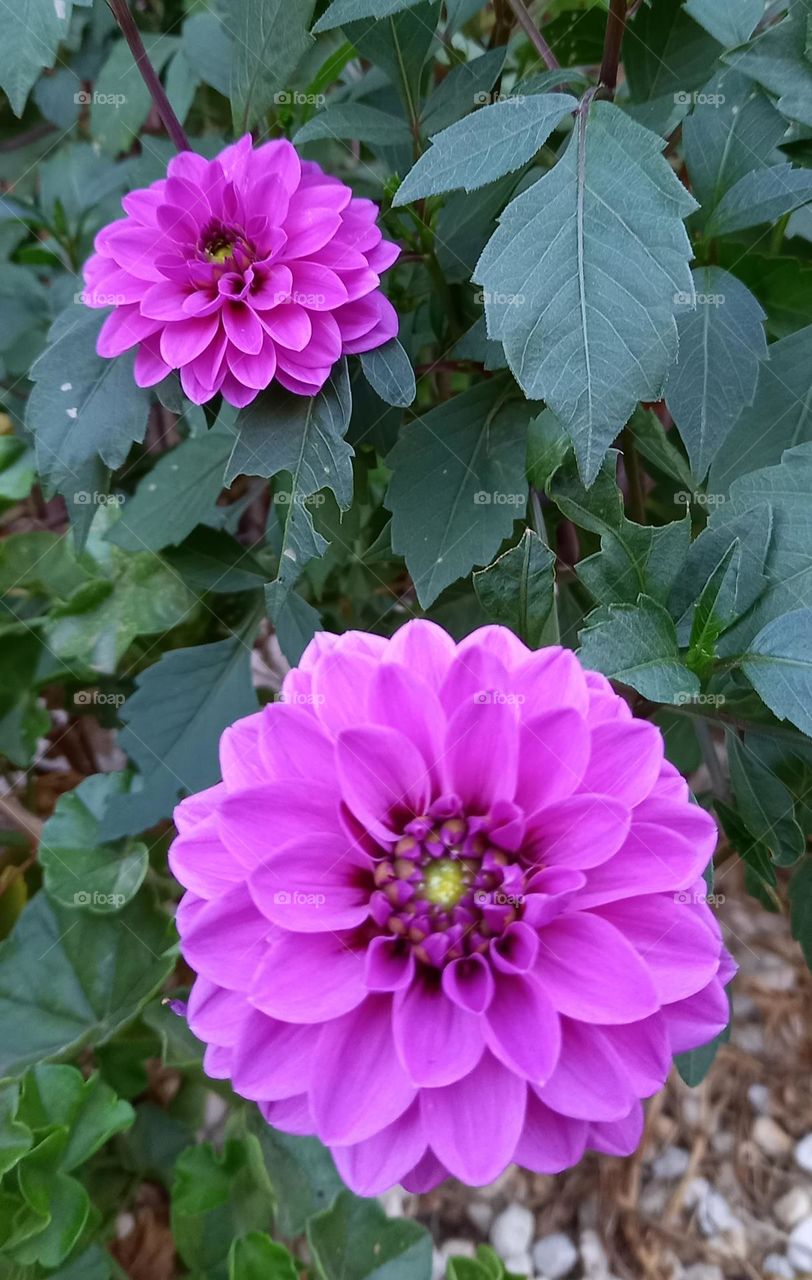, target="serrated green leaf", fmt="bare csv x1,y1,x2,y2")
685,540,741,674
625,0,723,108
265,580,322,665
343,4,436,117
665,268,767,480
419,47,507,135
386,380,531,607
741,608,812,737
314,0,433,32
474,100,697,483
0,892,174,1078
307,1190,433,1280
39,773,148,914
0,0,75,116
728,0,812,128
359,339,415,407
101,636,257,839
728,734,806,867
706,164,812,237
579,596,700,702
669,502,772,645
684,0,762,47
164,527,270,594
90,37,177,155
295,102,412,147
474,530,556,647
394,93,576,202
227,0,316,131
18,1065,133,1172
